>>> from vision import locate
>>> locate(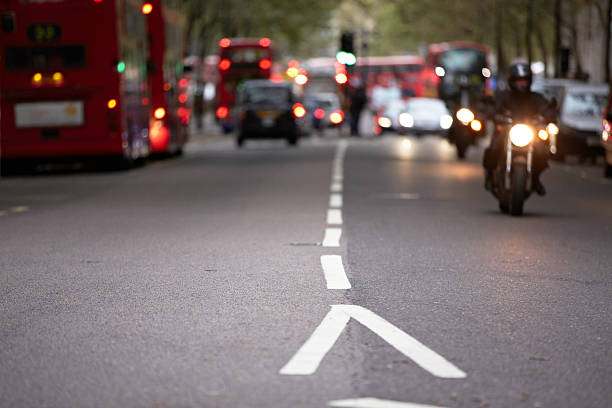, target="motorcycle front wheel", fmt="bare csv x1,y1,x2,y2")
509,165,527,216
